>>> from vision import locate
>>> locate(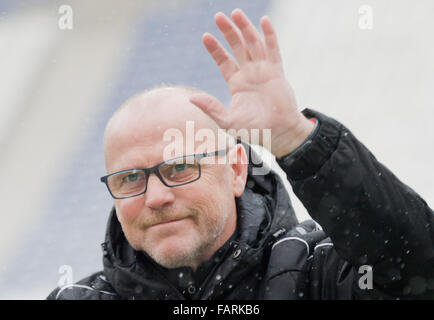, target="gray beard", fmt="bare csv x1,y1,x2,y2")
144,212,227,269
